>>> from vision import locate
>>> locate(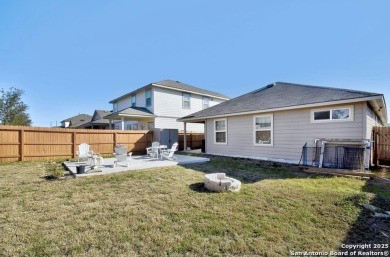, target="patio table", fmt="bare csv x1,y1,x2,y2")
148,145,168,159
